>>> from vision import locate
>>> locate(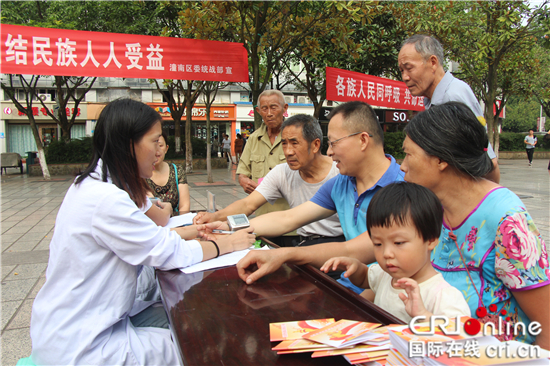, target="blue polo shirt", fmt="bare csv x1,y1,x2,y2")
310,155,404,241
